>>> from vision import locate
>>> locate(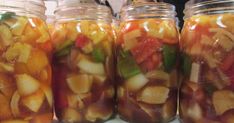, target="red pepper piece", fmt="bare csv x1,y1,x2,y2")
75,34,90,48
140,53,162,72
131,37,161,64
220,51,234,72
